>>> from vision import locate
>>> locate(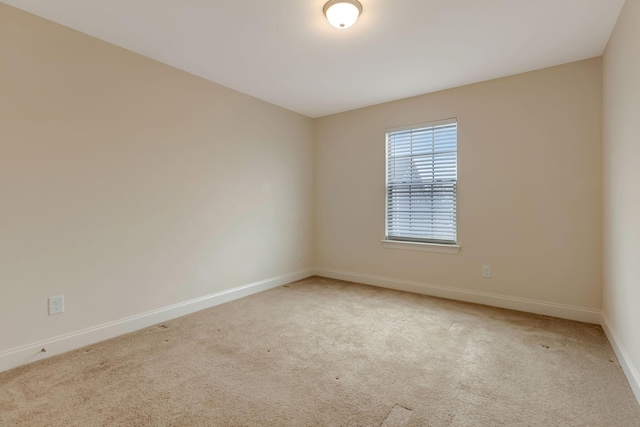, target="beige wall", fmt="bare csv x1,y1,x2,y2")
315,59,603,311
0,5,314,352
603,0,640,395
